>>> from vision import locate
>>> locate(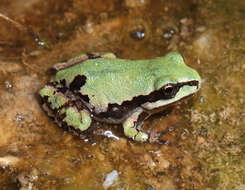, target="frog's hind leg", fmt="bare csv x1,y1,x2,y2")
40,84,92,132
122,108,149,142
61,106,92,132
